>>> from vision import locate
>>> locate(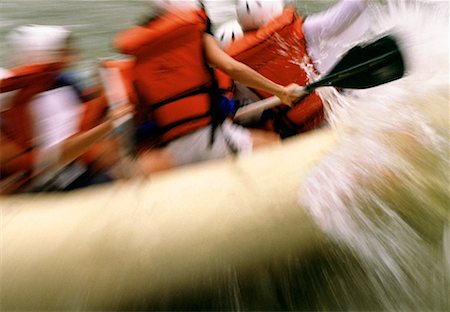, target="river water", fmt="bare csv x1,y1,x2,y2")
299,0,449,310
1,0,449,311
0,0,335,67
